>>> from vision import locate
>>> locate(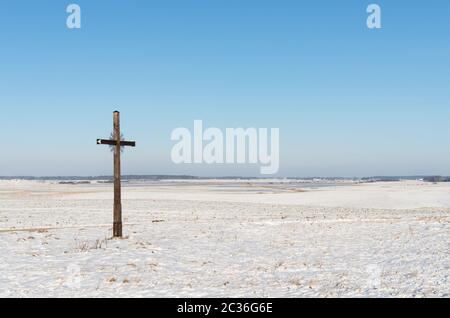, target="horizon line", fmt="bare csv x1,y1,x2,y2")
0,175,447,180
